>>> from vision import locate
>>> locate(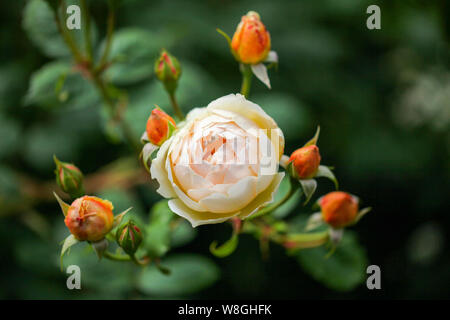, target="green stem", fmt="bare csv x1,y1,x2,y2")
55,0,83,62
80,0,93,63
103,251,131,262
131,254,151,266
98,0,116,69
103,251,150,266
169,92,184,120
282,231,329,249
240,64,253,98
